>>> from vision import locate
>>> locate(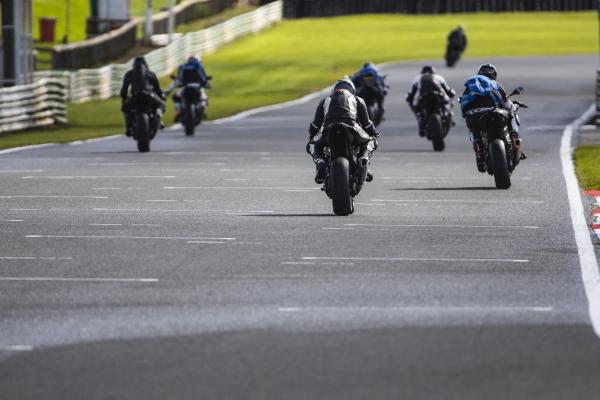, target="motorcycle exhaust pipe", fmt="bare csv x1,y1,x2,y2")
356,156,369,186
